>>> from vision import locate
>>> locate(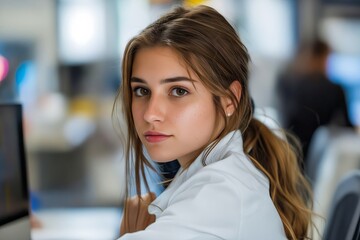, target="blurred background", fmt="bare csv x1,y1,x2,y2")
0,0,360,239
